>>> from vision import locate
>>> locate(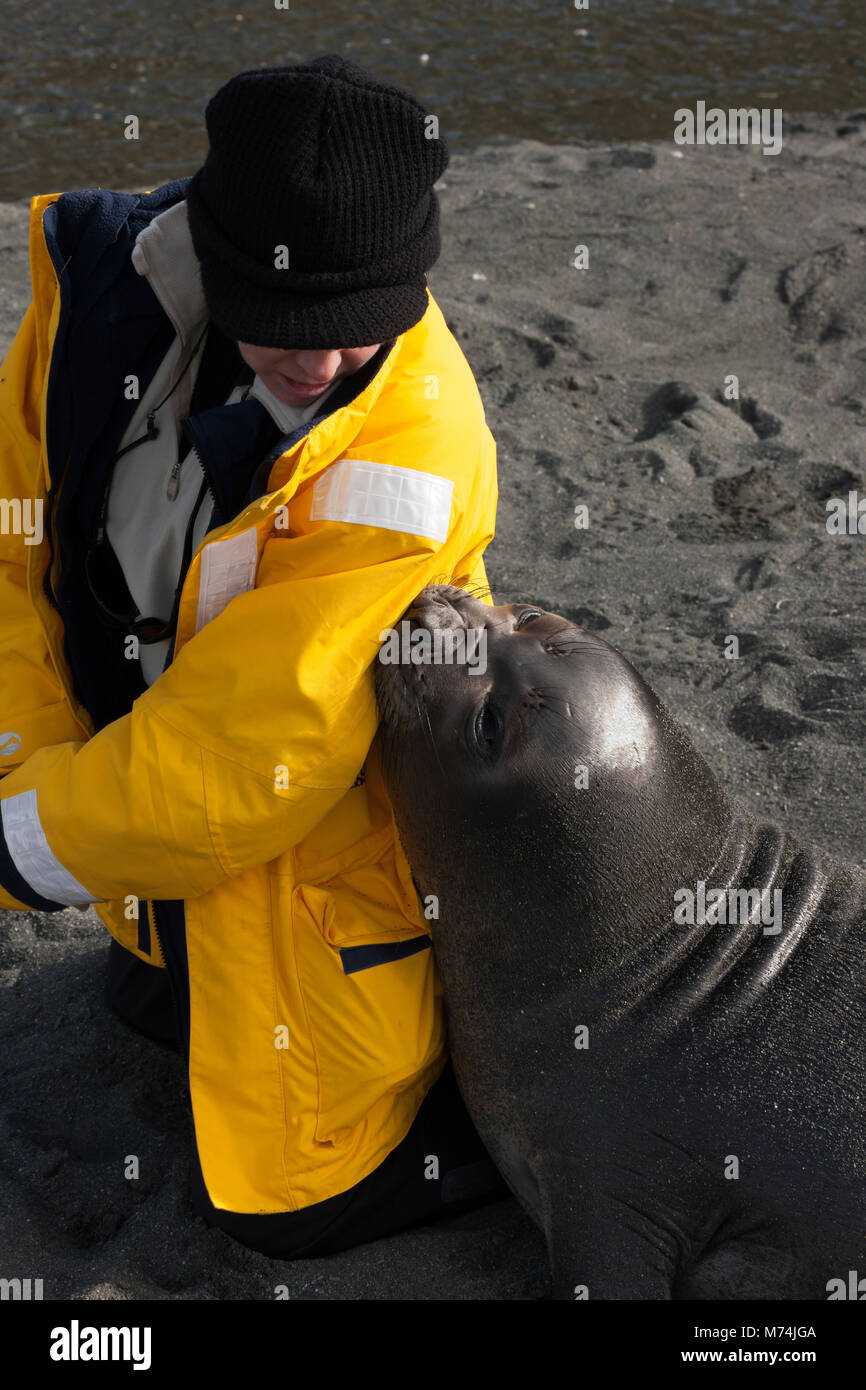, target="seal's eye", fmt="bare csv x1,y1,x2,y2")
515,609,543,630
474,698,500,751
